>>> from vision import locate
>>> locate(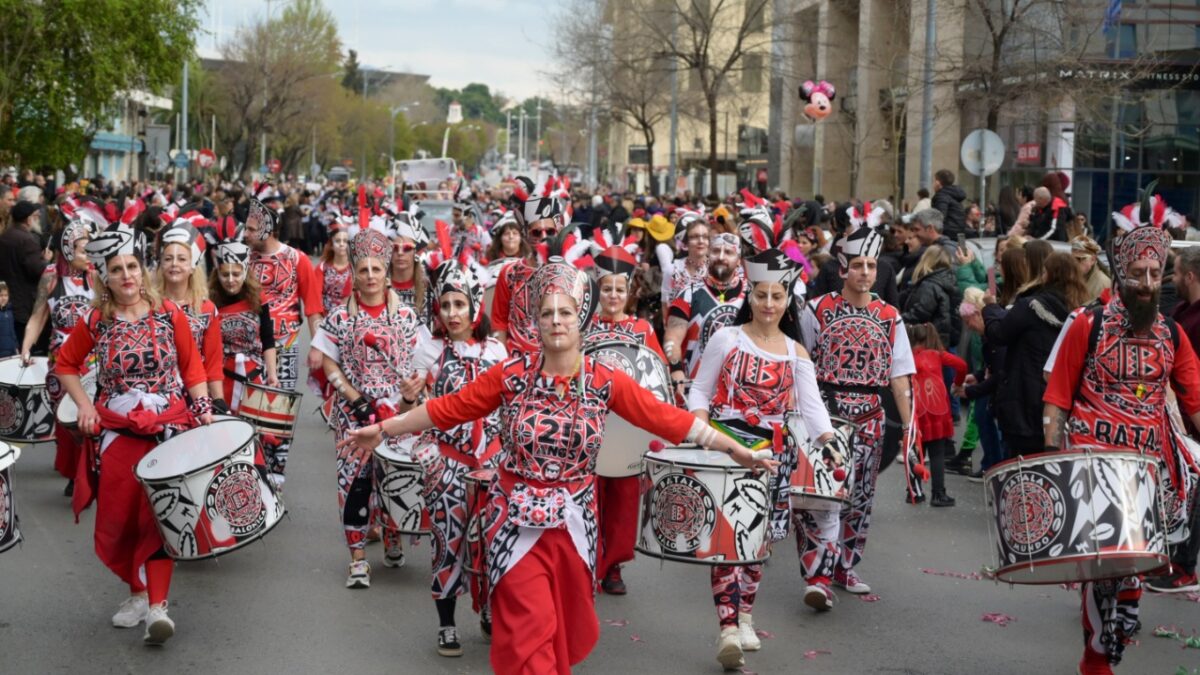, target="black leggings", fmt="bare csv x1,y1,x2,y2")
924,438,953,495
